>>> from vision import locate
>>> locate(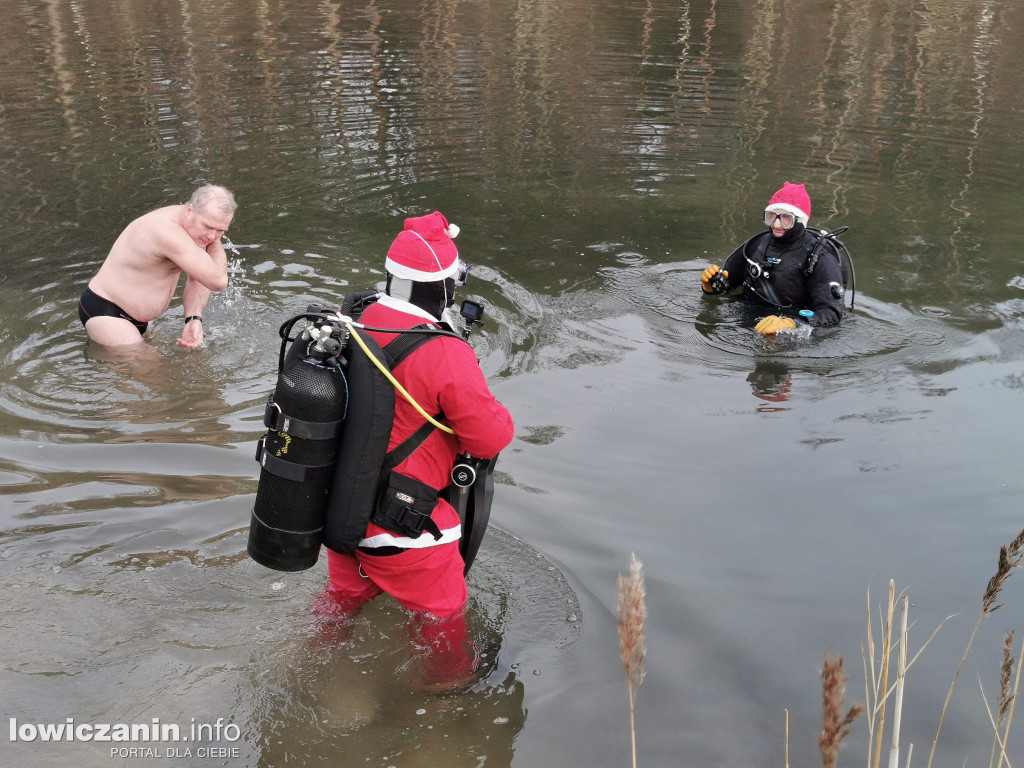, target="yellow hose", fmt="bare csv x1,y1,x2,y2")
346,325,455,435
